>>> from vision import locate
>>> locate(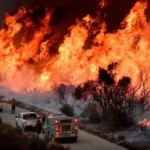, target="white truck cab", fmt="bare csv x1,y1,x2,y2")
42,114,79,142
15,112,38,130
